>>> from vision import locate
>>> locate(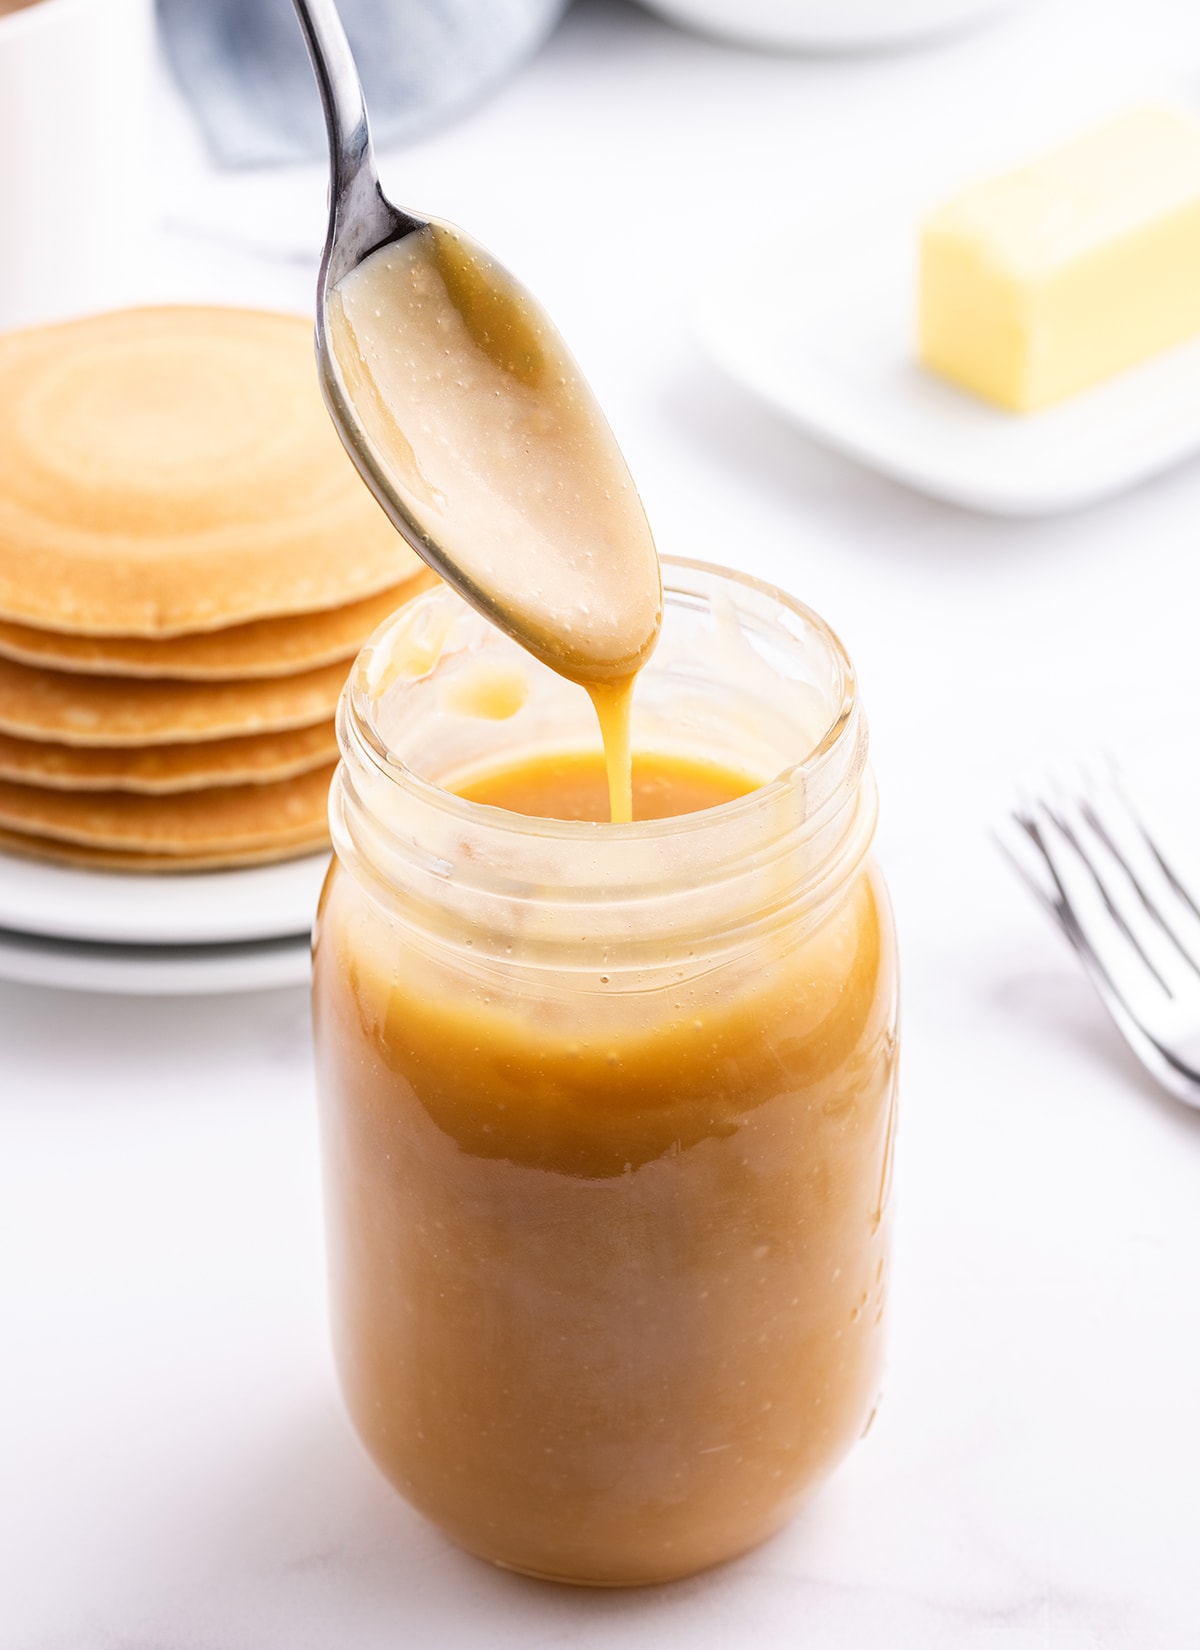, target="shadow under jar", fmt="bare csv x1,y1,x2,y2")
312,558,899,1587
